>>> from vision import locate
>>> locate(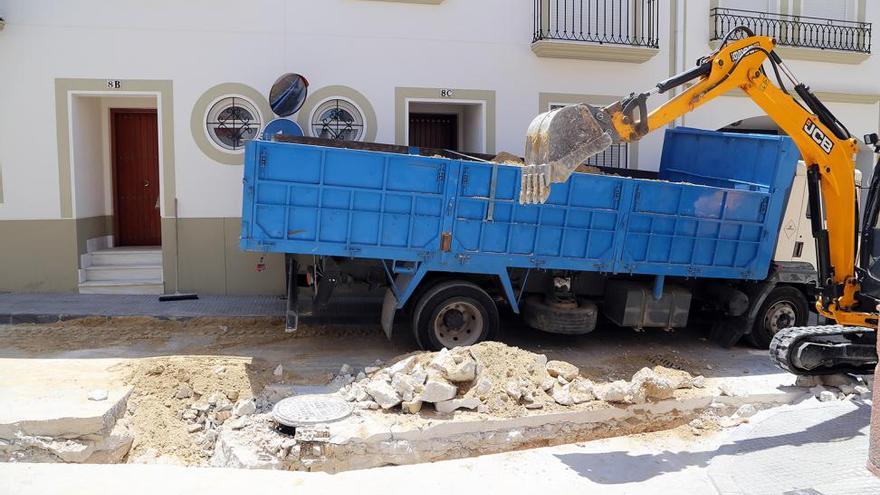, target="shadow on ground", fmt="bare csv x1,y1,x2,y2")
554,400,871,485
